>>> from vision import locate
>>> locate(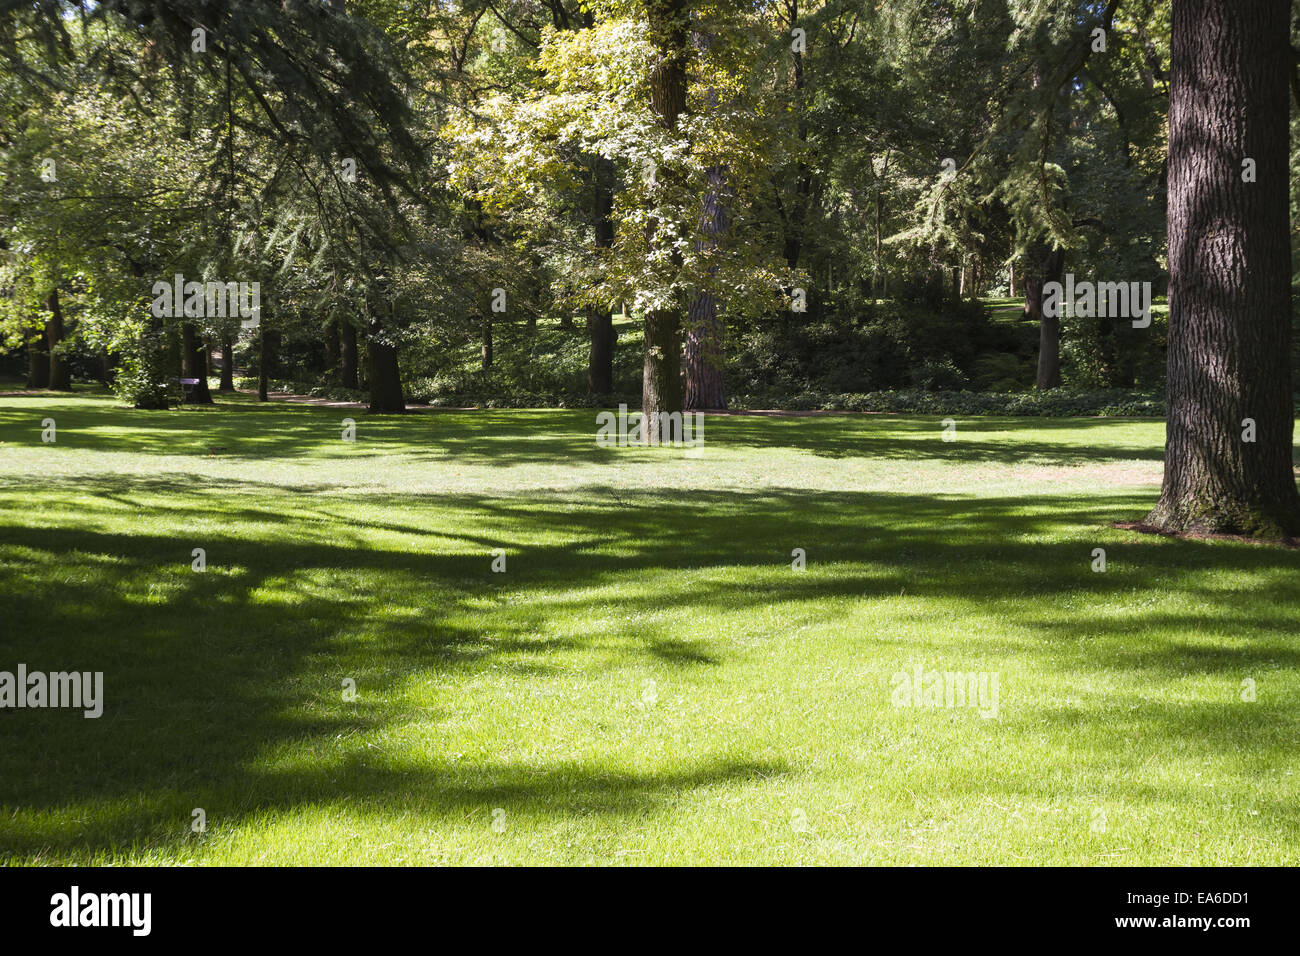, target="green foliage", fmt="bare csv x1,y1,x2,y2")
727,387,1165,417
1061,305,1168,390
110,328,177,410
730,300,1029,396
0,1,1178,407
